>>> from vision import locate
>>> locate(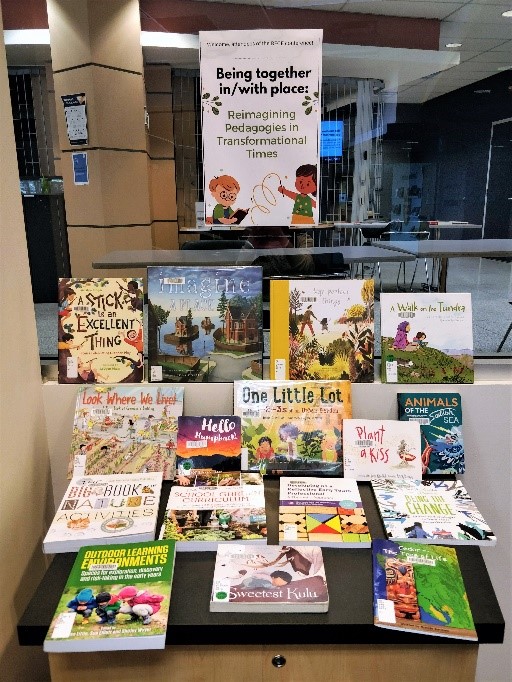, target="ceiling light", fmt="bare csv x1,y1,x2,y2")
497,66,512,71
502,10,512,17
445,43,462,48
